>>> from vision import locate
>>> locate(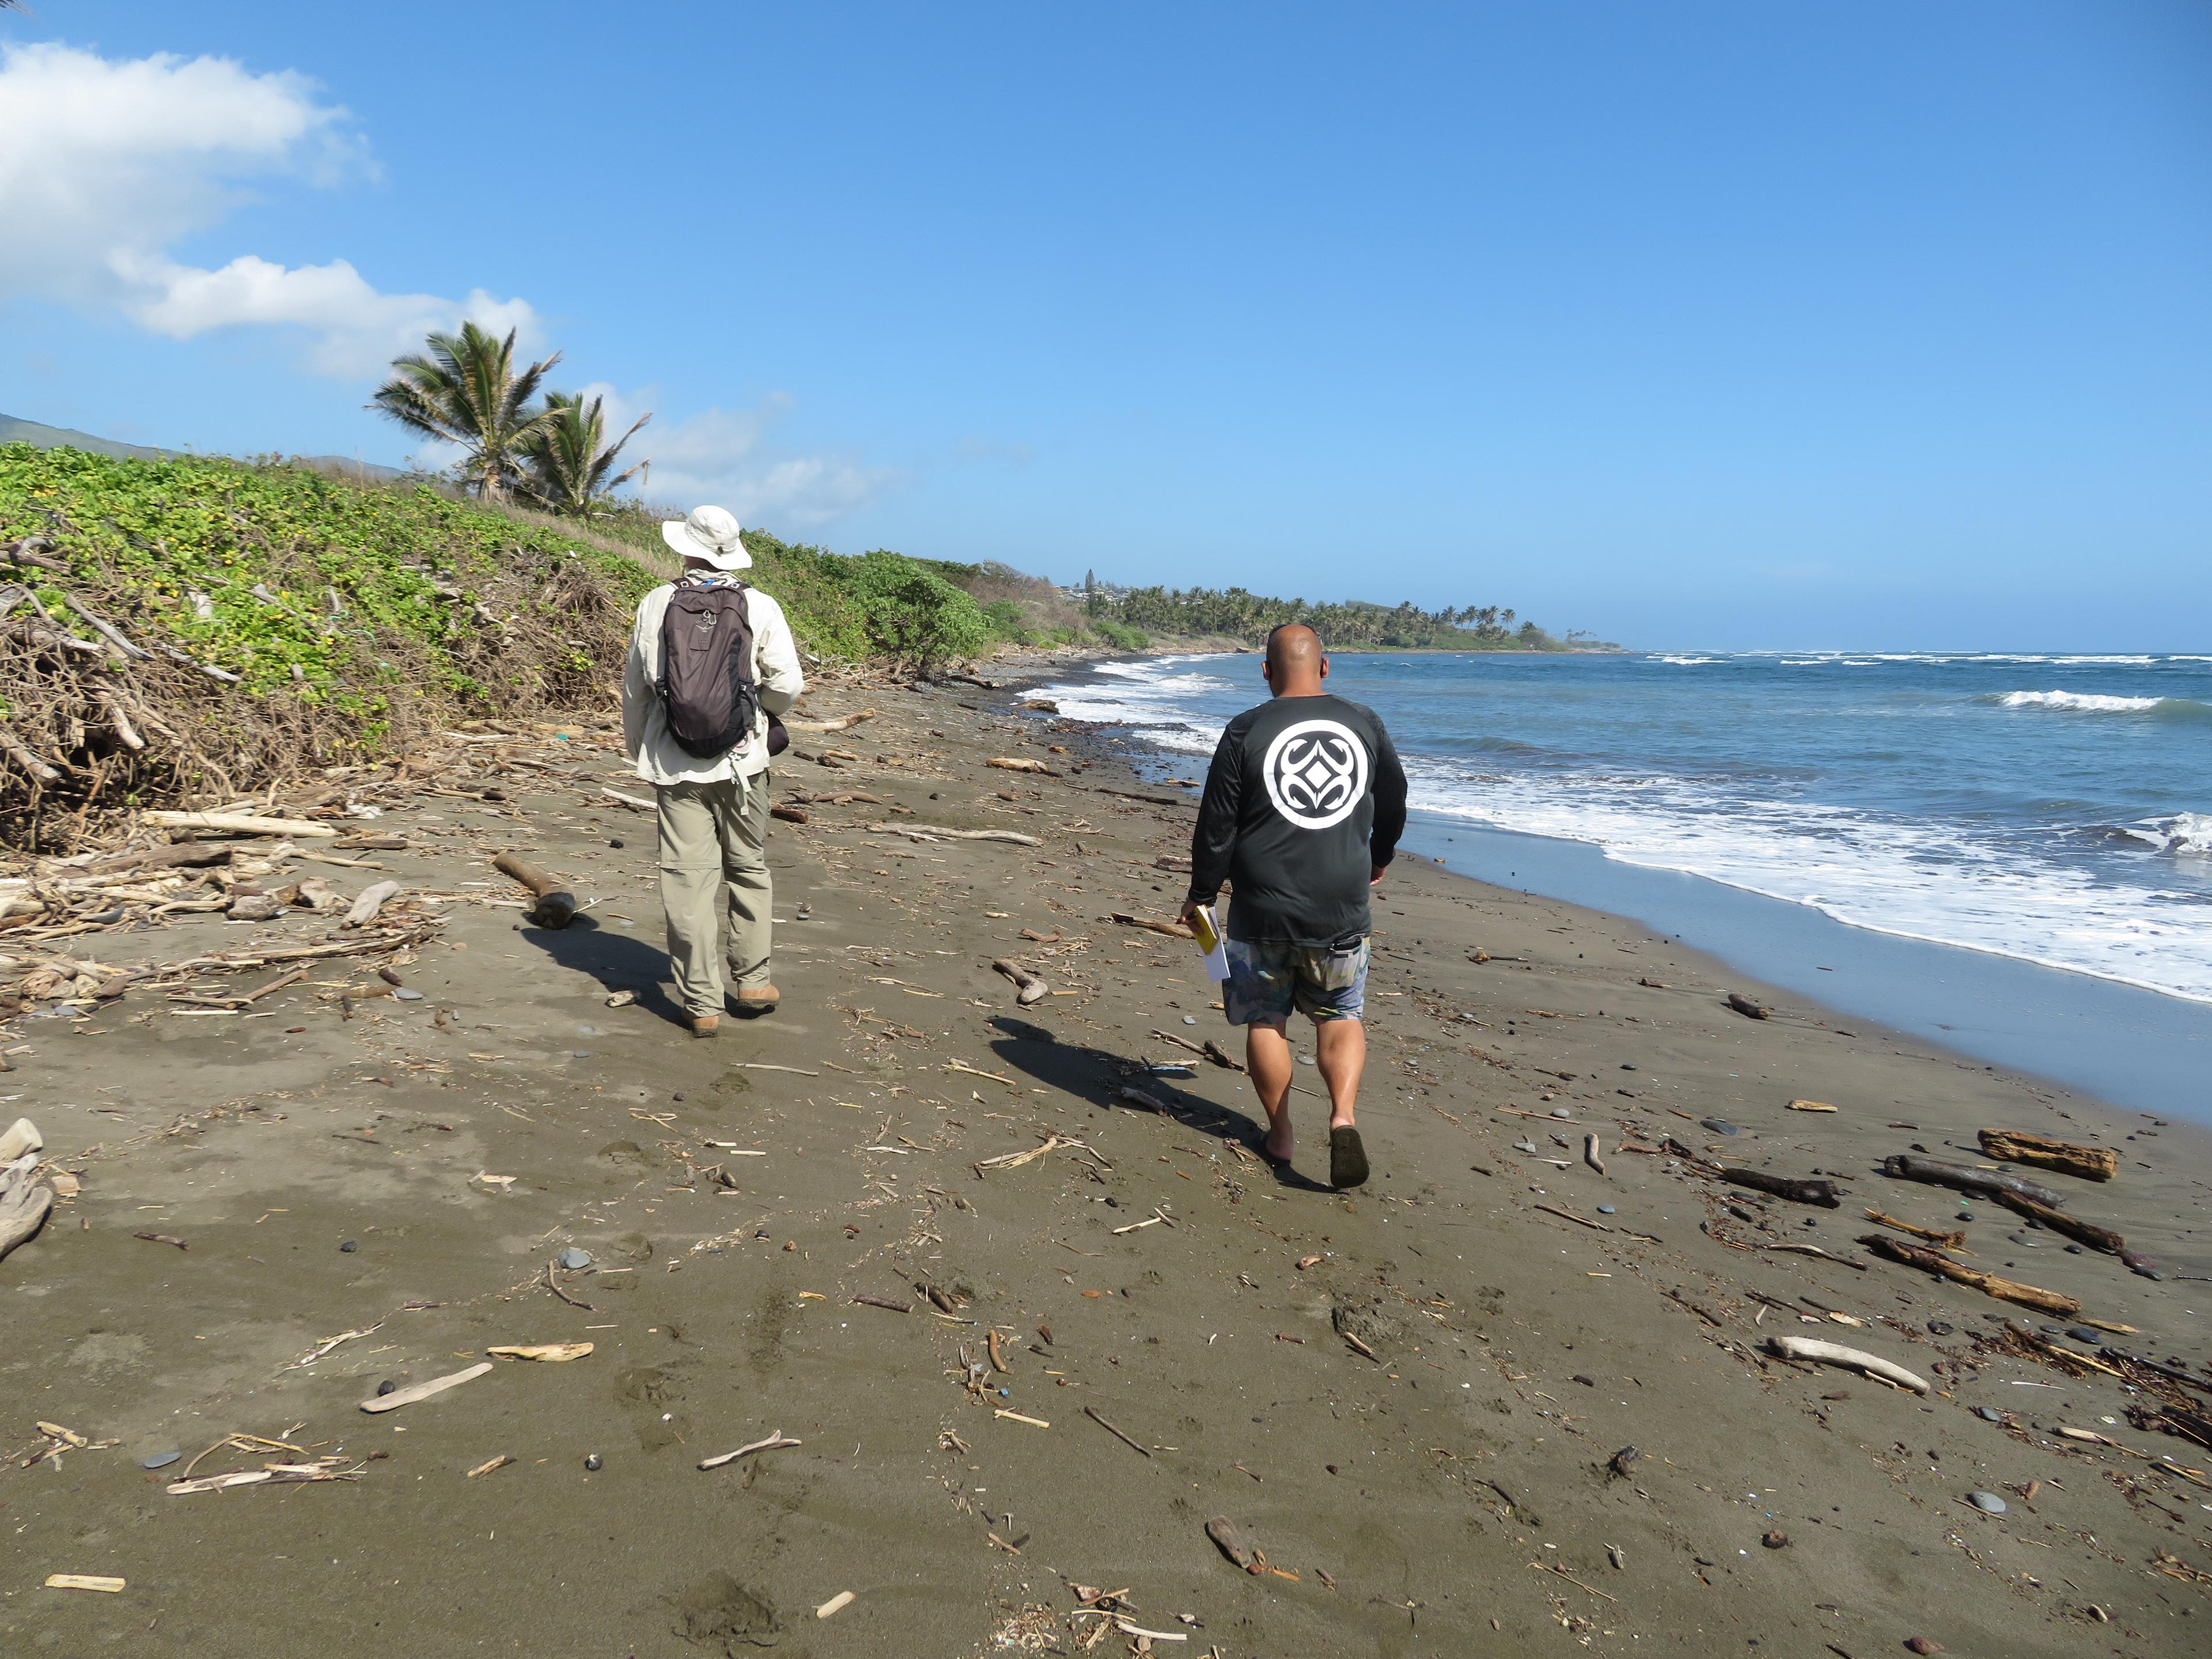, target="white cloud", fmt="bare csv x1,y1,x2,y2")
0,41,535,375
582,384,903,531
